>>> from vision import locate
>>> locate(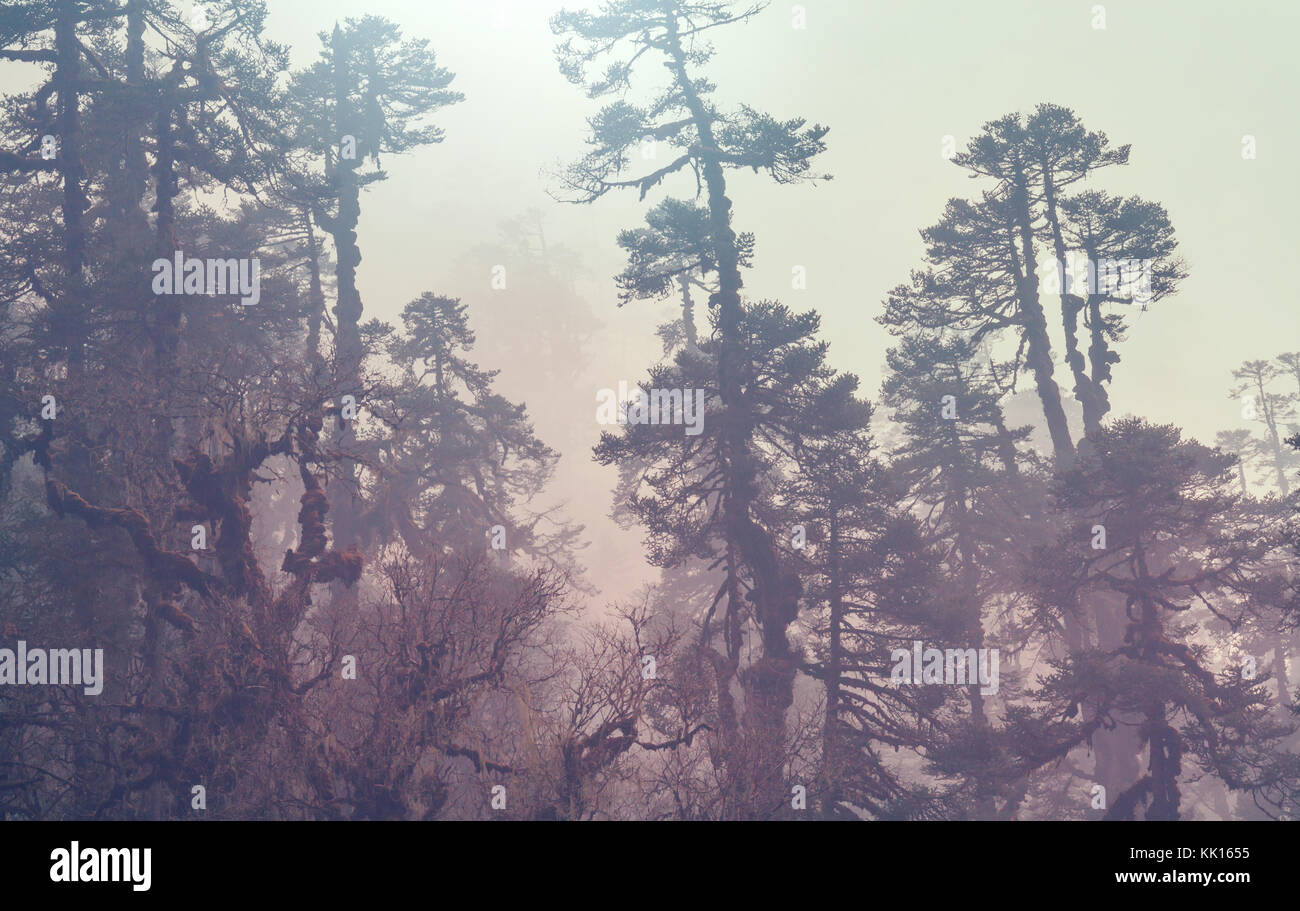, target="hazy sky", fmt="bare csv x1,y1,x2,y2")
6,0,1299,604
